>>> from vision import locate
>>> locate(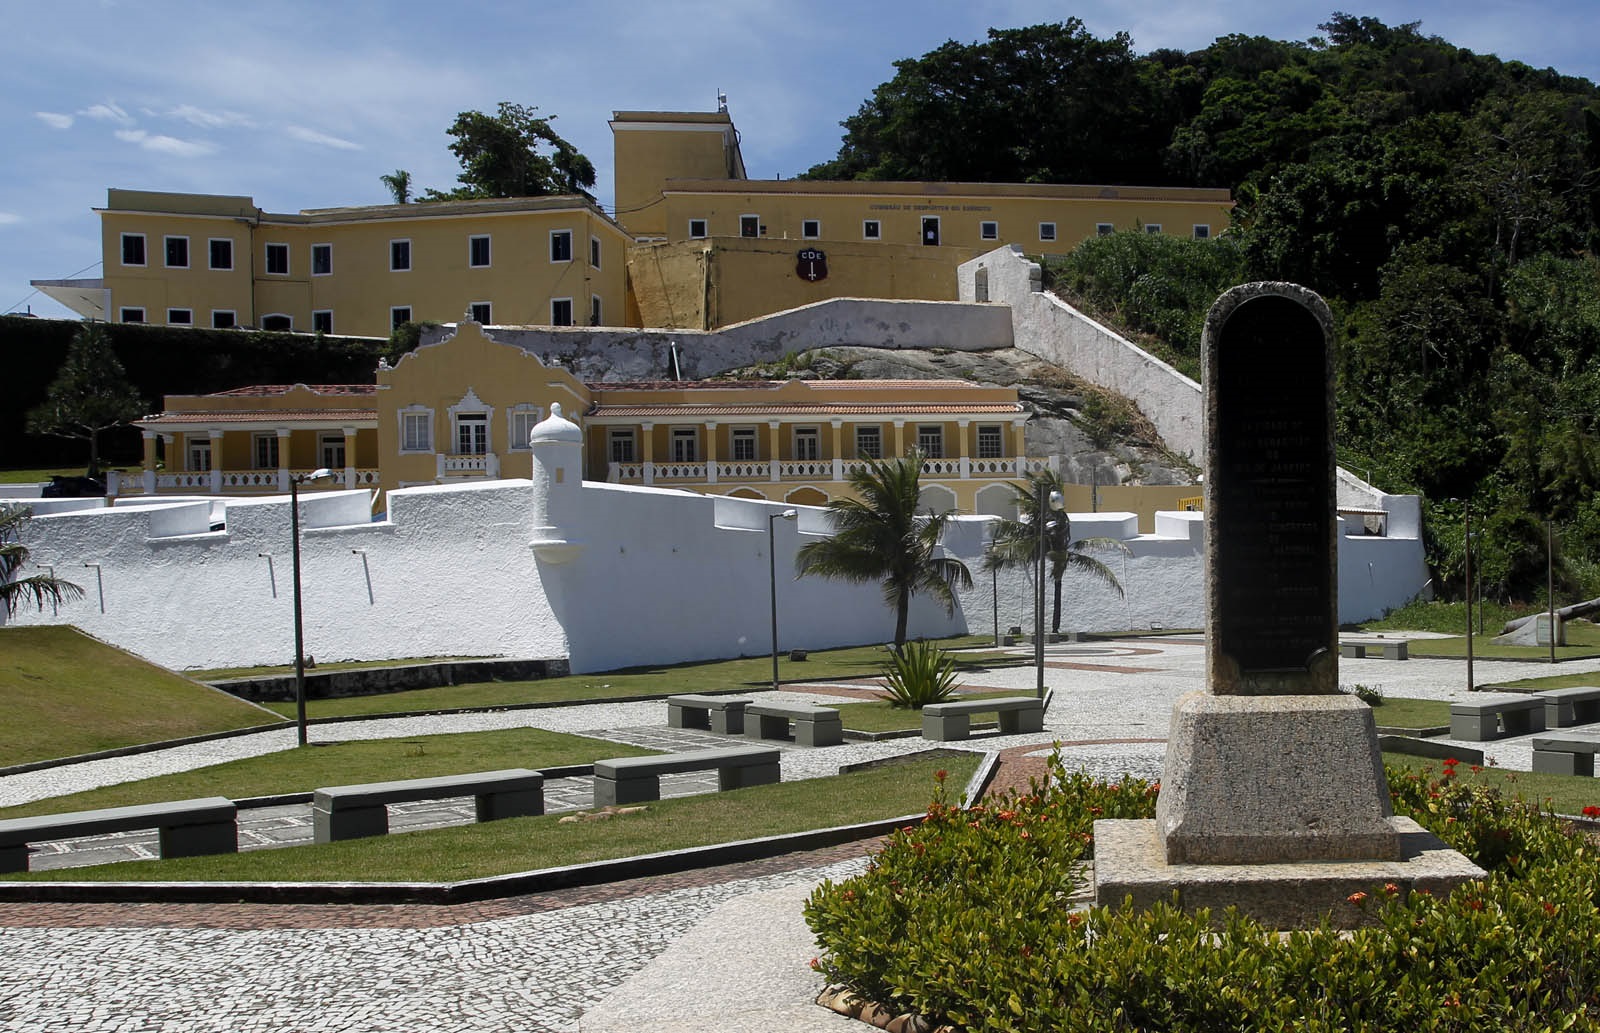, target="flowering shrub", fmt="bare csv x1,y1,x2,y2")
806,752,1600,1031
